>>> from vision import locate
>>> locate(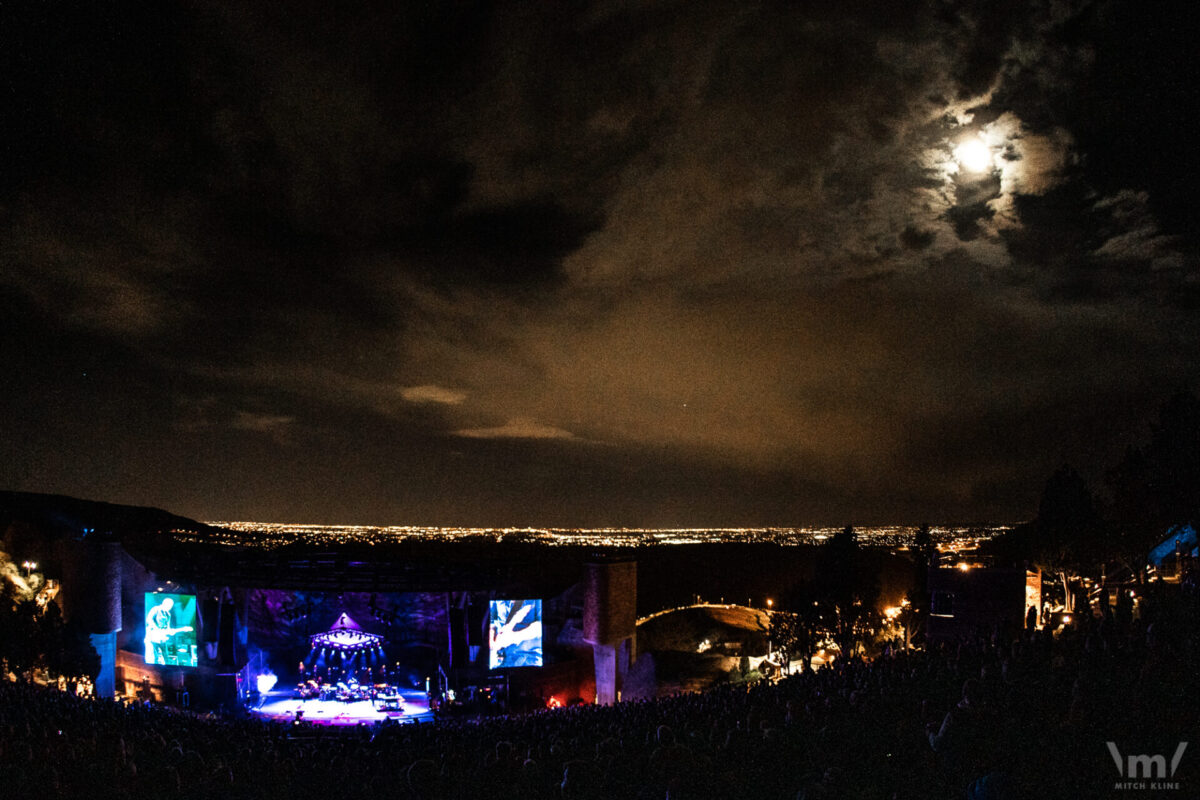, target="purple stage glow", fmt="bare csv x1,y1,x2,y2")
309,612,382,652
